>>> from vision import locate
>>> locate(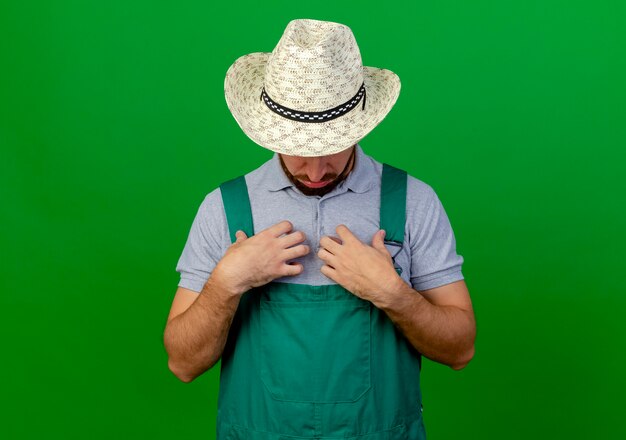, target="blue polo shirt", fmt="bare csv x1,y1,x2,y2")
176,143,464,293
